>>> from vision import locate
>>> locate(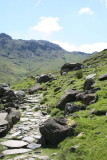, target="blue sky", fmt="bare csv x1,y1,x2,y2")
0,0,107,53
